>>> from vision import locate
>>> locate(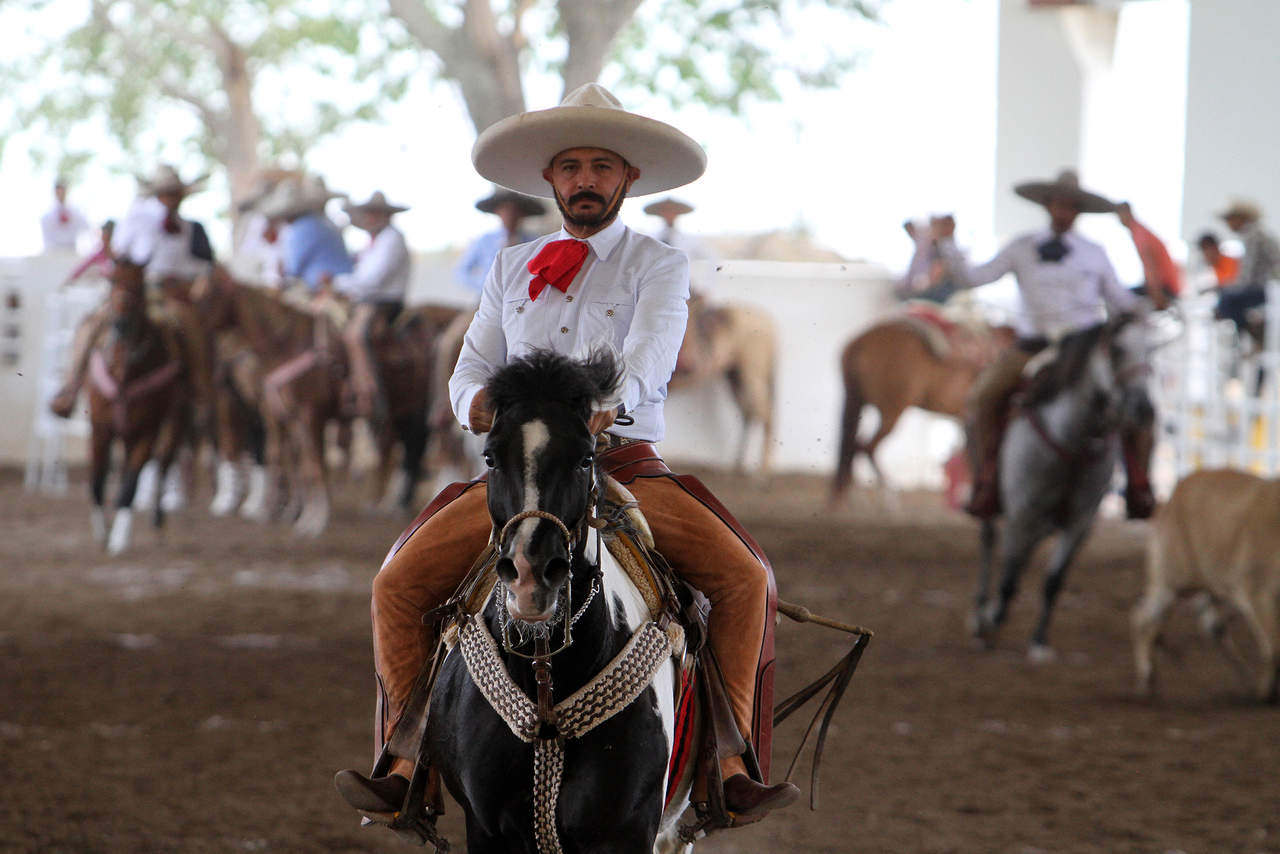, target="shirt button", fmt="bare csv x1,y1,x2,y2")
565,295,574,302
560,326,569,334
606,309,615,317
516,306,524,314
